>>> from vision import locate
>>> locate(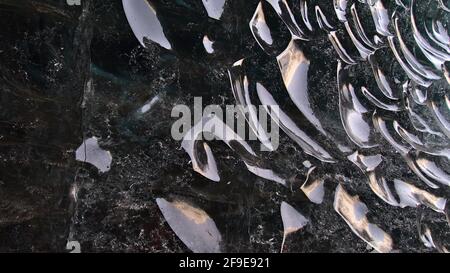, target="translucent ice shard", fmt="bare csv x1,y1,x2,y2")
438,0,450,11
334,0,348,22
329,31,357,65
299,0,313,32
181,116,231,182
411,0,450,69
338,63,379,148
344,21,374,59
349,3,377,50
182,115,286,185
301,167,325,204
419,224,449,253
139,95,160,114
280,201,308,252
202,0,226,20
388,36,432,88
373,114,449,188
429,95,450,139
245,164,286,185
405,94,445,137
420,226,438,249
393,119,450,159
426,18,450,52
203,35,215,54
66,241,81,253
394,179,447,213
334,184,393,253
348,151,382,172
122,0,172,49
368,50,403,100
373,115,411,154
228,59,276,151
367,172,399,206
250,2,274,53
315,5,335,32
339,3,378,59
361,87,402,112
414,153,450,187
256,83,335,163
368,0,392,37
348,151,399,206
392,15,441,82
277,39,327,136
395,0,410,9
156,198,222,253
75,137,112,173
265,0,306,39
